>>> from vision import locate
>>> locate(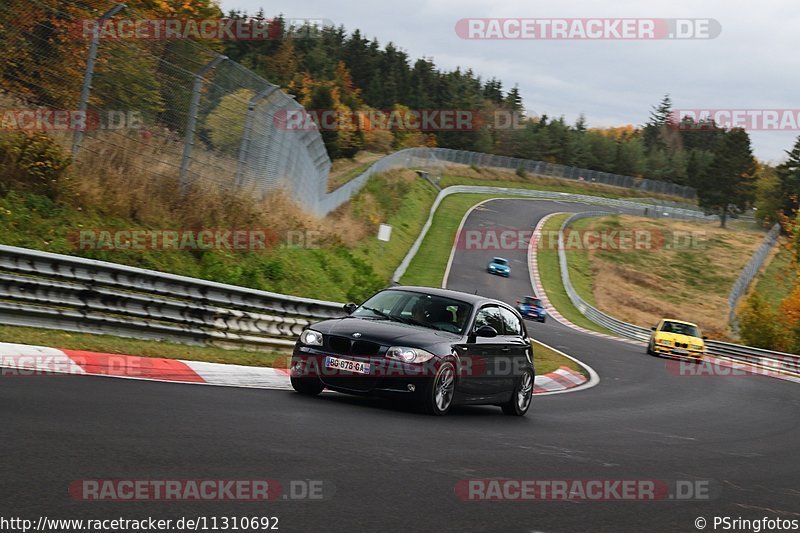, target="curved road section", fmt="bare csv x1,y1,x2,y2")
1,198,798,533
